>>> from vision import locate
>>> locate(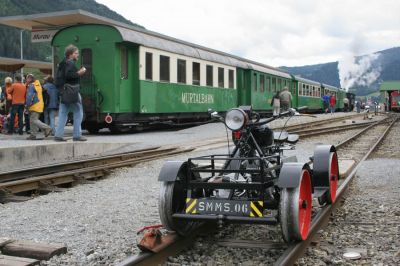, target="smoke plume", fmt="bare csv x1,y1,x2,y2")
338,53,381,91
